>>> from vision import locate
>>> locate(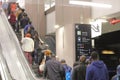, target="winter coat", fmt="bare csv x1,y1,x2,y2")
34,37,40,50
44,59,64,80
86,60,109,80
73,61,81,67
72,62,86,80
